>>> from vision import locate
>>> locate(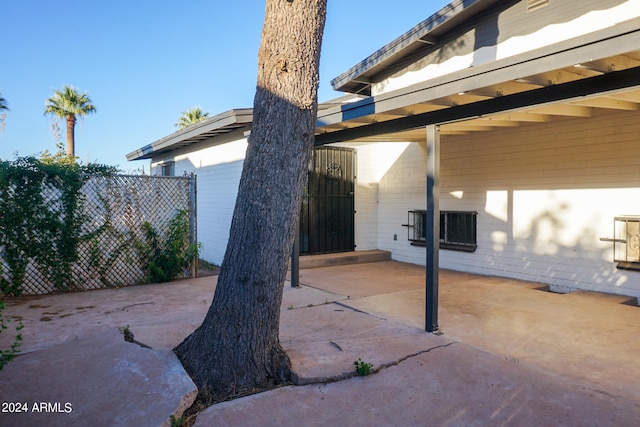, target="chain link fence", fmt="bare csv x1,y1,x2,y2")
1,173,196,295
